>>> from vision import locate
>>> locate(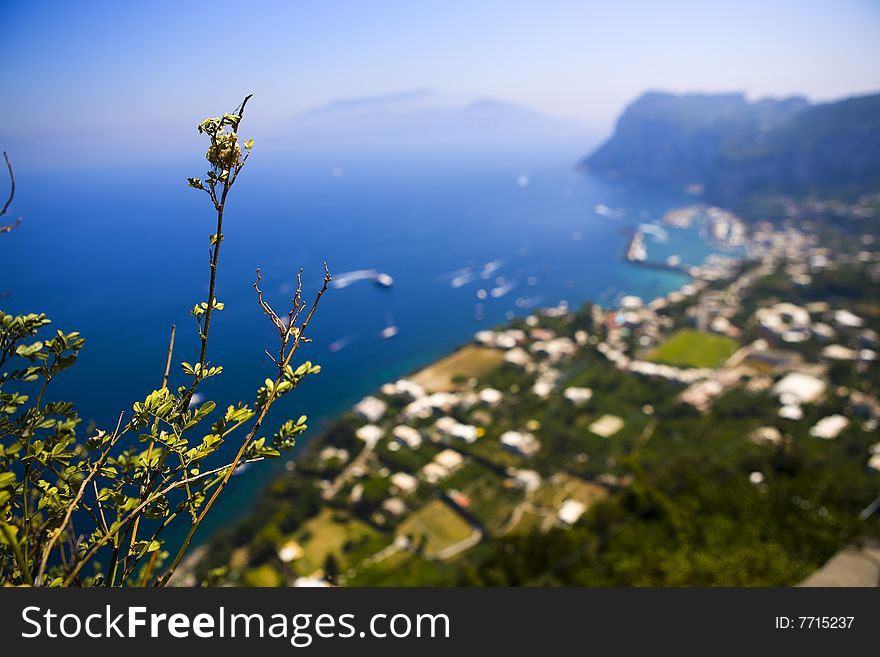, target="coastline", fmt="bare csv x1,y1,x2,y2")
177,202,880,587
176,205,730,581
